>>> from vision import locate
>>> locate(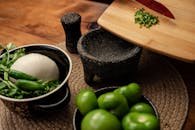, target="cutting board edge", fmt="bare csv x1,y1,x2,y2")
98,18,195,64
